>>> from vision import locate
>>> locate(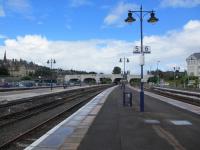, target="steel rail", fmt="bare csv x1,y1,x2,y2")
0,87,106,128
150,88,200,106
